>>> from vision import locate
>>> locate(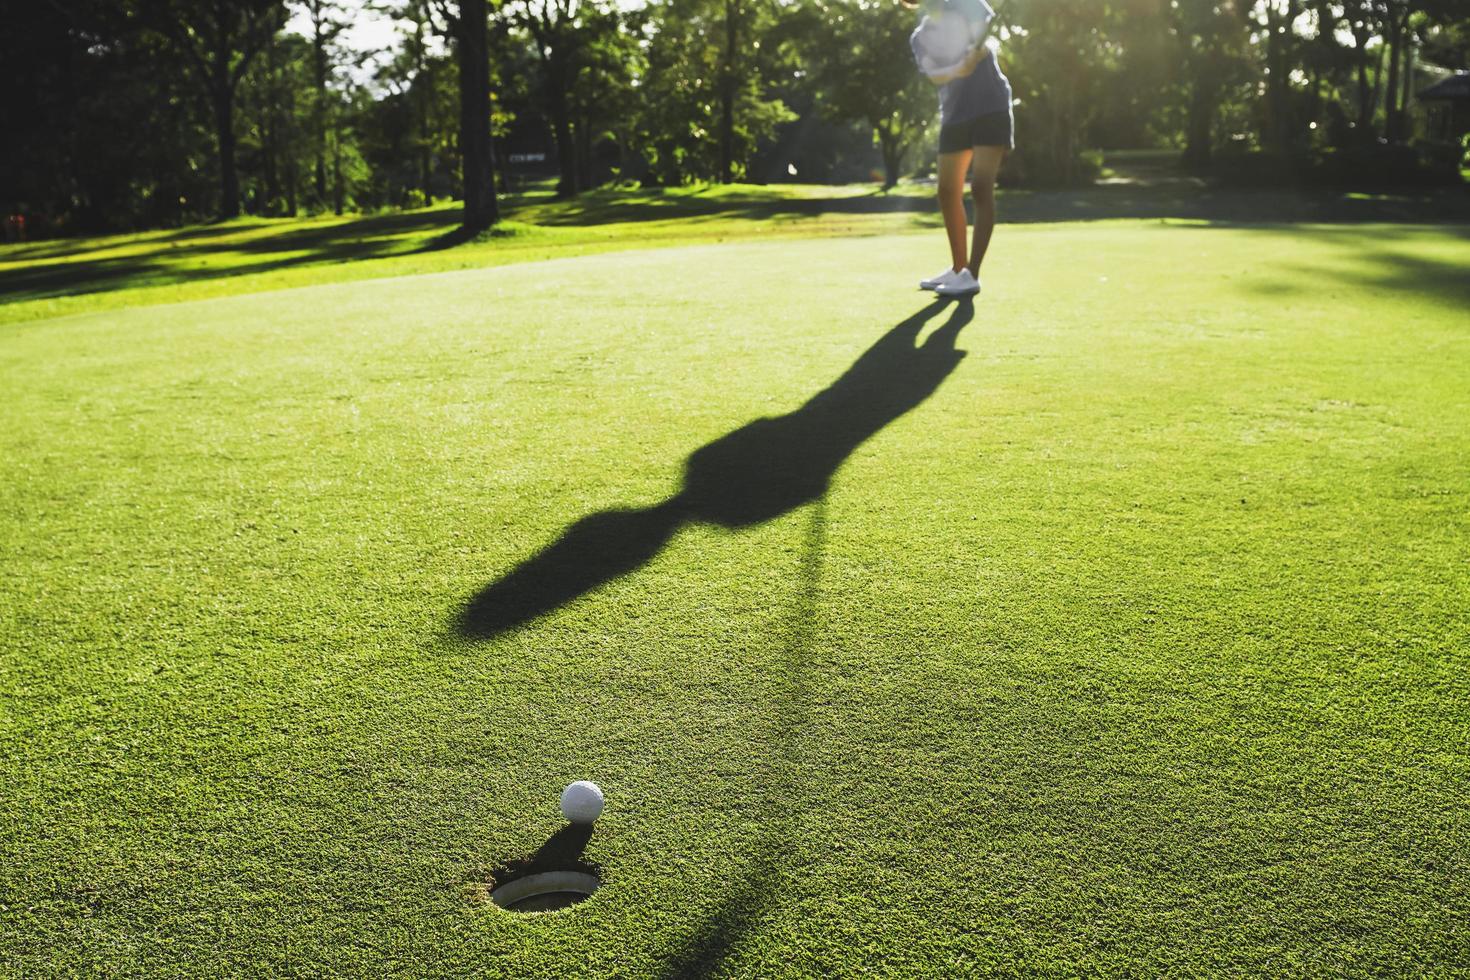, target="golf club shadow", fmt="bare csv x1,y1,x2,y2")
650,499,828,980
456,296,975,639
